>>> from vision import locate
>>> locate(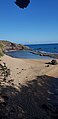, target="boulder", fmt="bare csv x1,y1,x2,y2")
51,59,58,65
